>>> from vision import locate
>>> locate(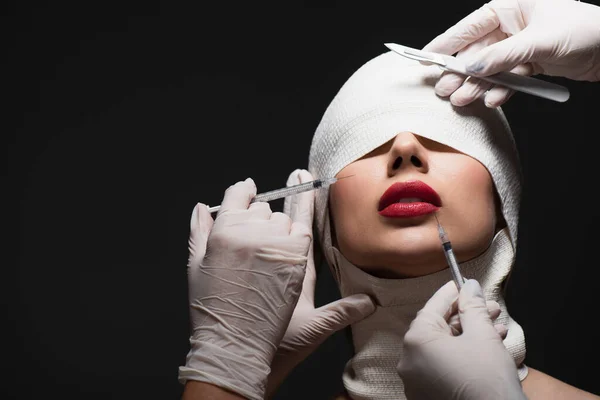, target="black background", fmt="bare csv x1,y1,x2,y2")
5,1,600,399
